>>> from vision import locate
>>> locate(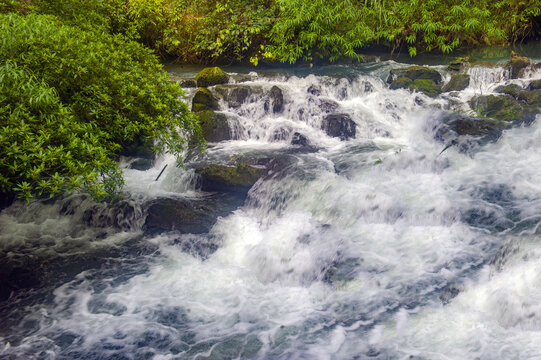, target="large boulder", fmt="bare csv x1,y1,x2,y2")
389,77,412,90
197,110,231,142
192,87,218,112
506,53,530,79
447,57,470,73
442,74,470,92
528,79,541,91
321,114,356,140
454,117,509,136
143,193,245,235
388,66,442,84
196,67,230,87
